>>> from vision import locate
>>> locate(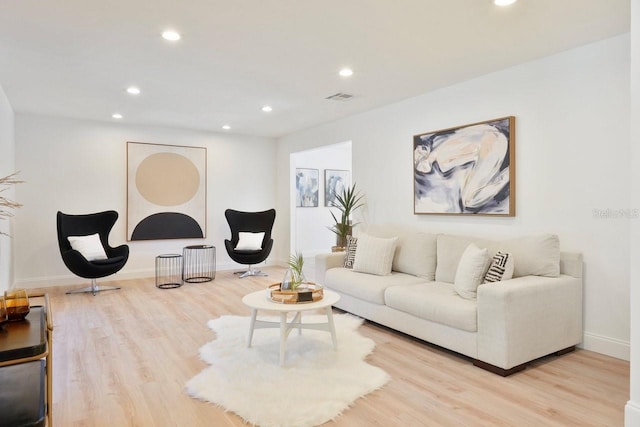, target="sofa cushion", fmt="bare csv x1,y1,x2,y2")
384,281,478,332
499,234,560,277
454,243,491,299
353,233,398,276
363,224,438,279
325,267,425,305
435,234,497,283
